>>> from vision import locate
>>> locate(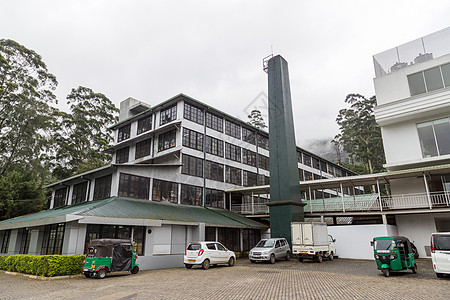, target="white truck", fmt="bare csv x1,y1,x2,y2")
291,222,336,263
